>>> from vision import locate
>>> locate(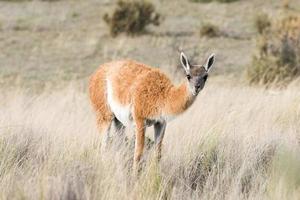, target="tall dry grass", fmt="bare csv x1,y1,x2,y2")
0,79,299,200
